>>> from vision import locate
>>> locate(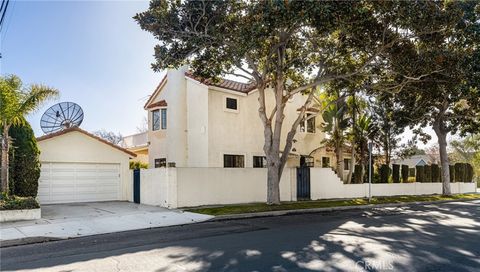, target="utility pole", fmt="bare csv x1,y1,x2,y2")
368,141,373,202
